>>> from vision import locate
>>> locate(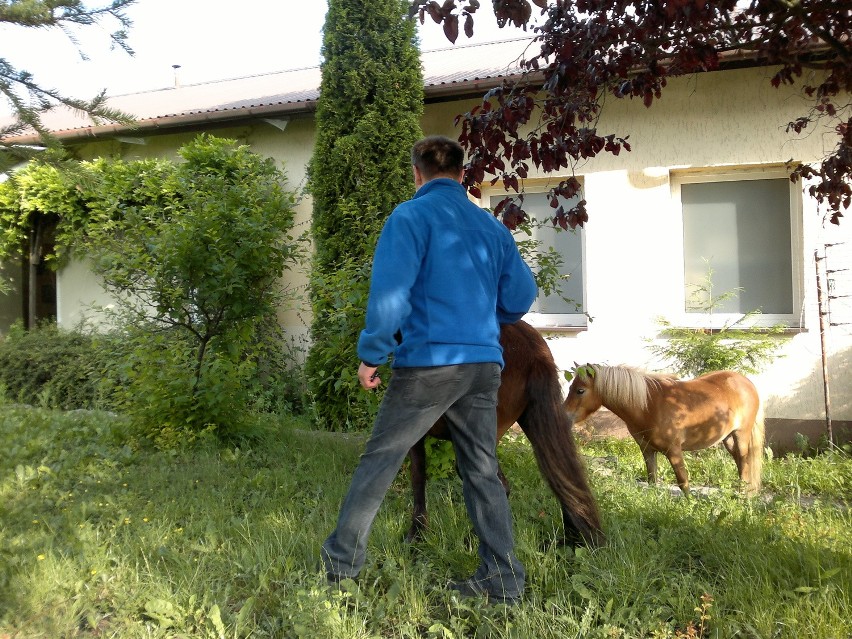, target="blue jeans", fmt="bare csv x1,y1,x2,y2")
321,363,525,598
